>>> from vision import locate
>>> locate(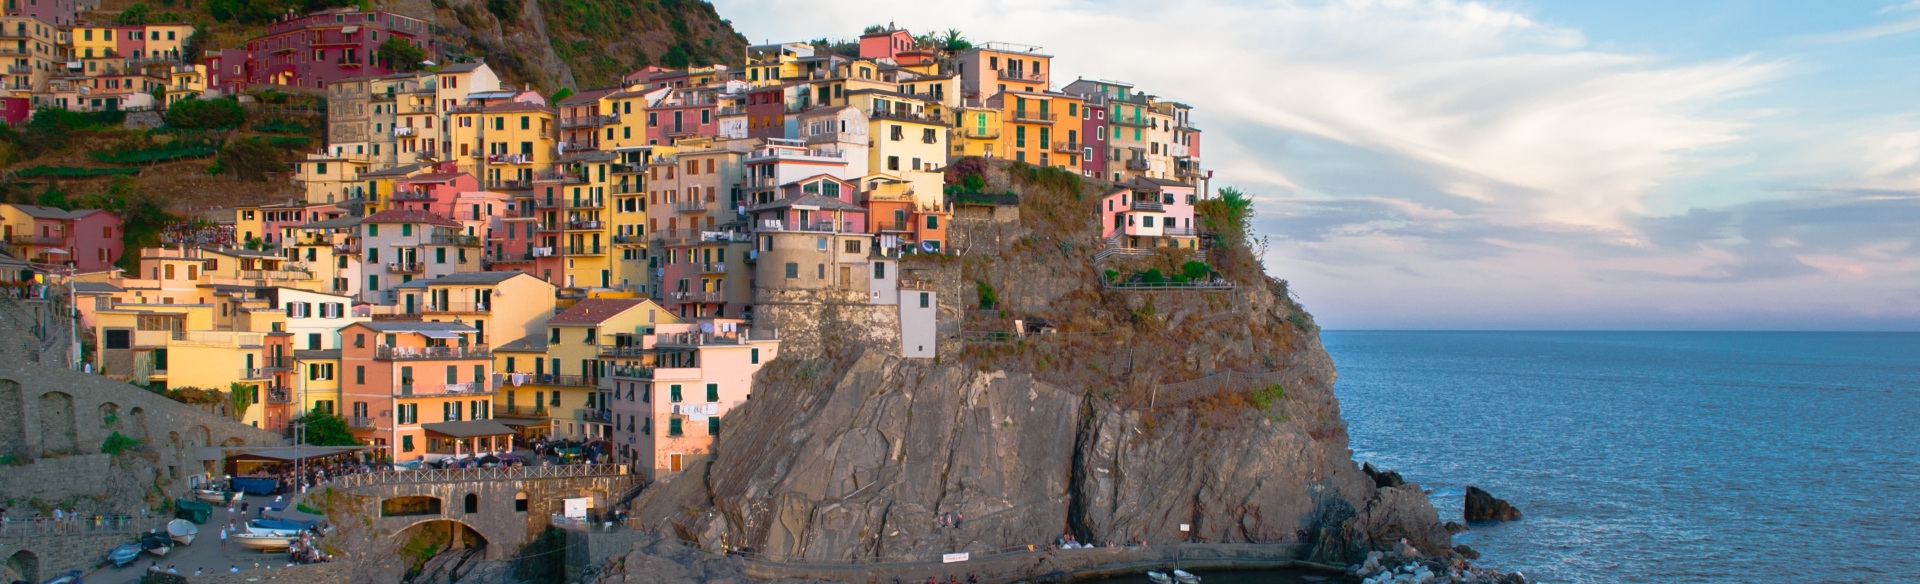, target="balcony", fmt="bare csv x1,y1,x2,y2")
429,233,481,247
567,219,604,230
1125,159,1150,171
393,126,416,137
599,345,650,358
656,328,777,346
390,189,435,202
496,404,549,418
577,409,612,424
701,262,728,274
333,242,362,255
565,196,605,209
1010,110,1057,123
1053,141,1081,153
374,345,492,360
486,153,534,165
531,374,594,387
387,261,424,273
665,290,724,303
489,253,536,263
536,169,588,185
997,69,1045,83
564,244,605,255
869,108,944,125
1130,199,1164,212
349,416,378,430
394,382,491,398
424,301,490,314
611,234,645,245
533,197,563,209
960,125,1000,139
756,219,860,234
560,114,618,129
238,368,274,380
171,330,265,348
266,389,292,404
674,198,708,213
7,64,30,74
1111,117,1153,128
7,235,65,246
